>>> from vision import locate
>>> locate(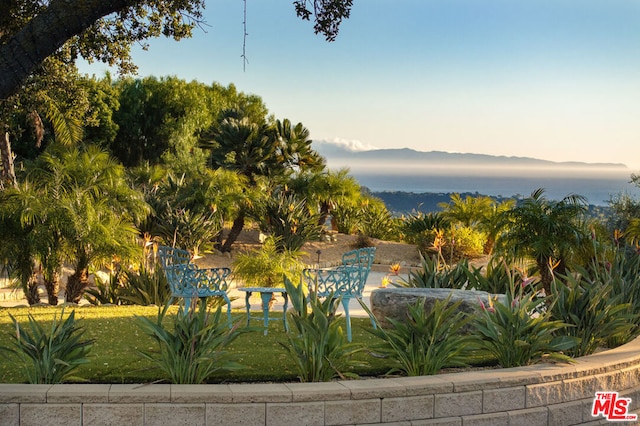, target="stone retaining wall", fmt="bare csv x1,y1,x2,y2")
2,337,640,425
